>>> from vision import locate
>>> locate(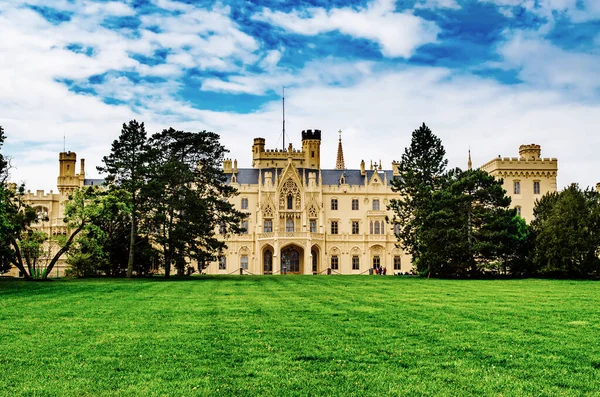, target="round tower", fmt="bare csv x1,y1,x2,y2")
57,151,78,194
301,129,321,169
519,144,541,160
